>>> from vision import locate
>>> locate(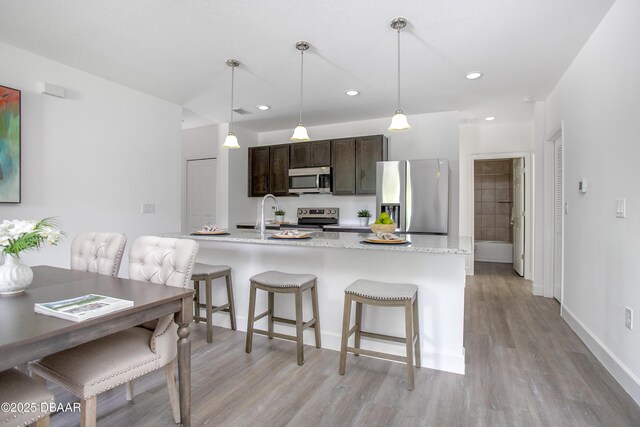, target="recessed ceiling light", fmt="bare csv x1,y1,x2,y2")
521,96,534,103
257,105,270,111
345,90,359,96
484,116,496,121
466,72,483,80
